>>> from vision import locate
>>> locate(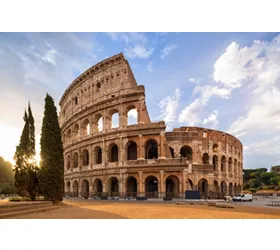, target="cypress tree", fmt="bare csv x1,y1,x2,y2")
13,110,29,196
39,94,64,202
